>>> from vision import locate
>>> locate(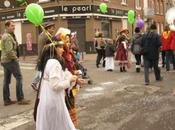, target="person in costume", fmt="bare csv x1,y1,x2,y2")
105,39,115,71
36,41,77,130
55,28,84,128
